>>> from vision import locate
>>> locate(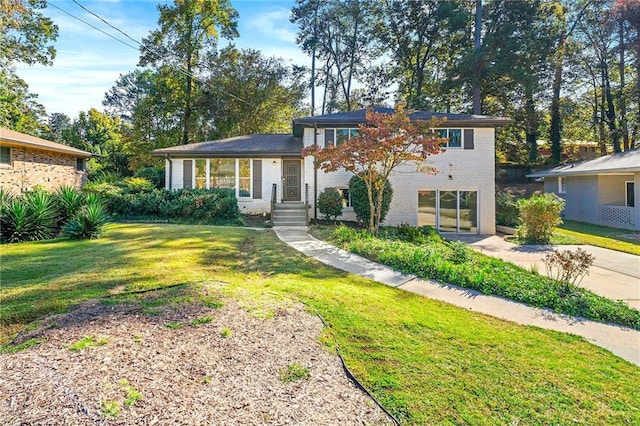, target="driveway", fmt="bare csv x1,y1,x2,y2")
455,235,640,310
